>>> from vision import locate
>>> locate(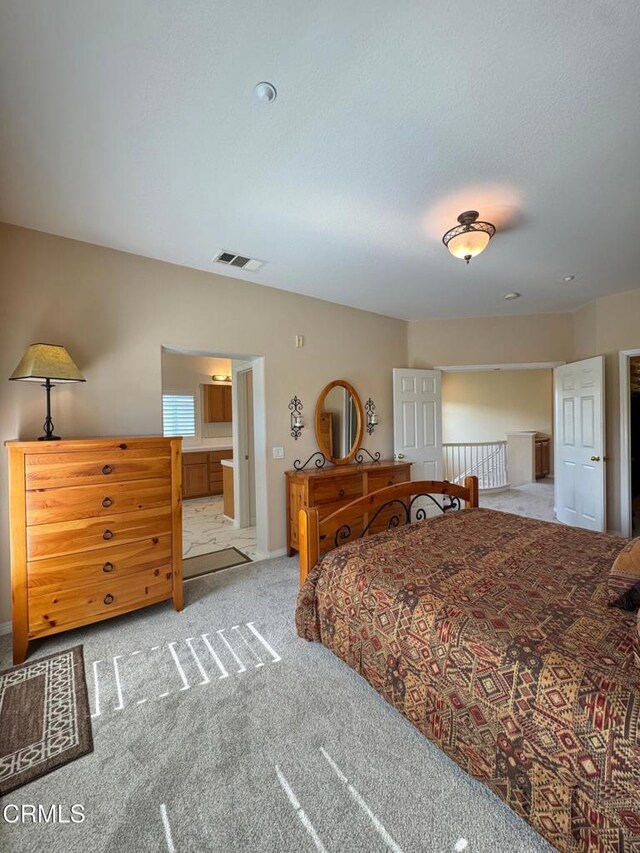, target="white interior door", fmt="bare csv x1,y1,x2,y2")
393,368,442,480
554,356,605,531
